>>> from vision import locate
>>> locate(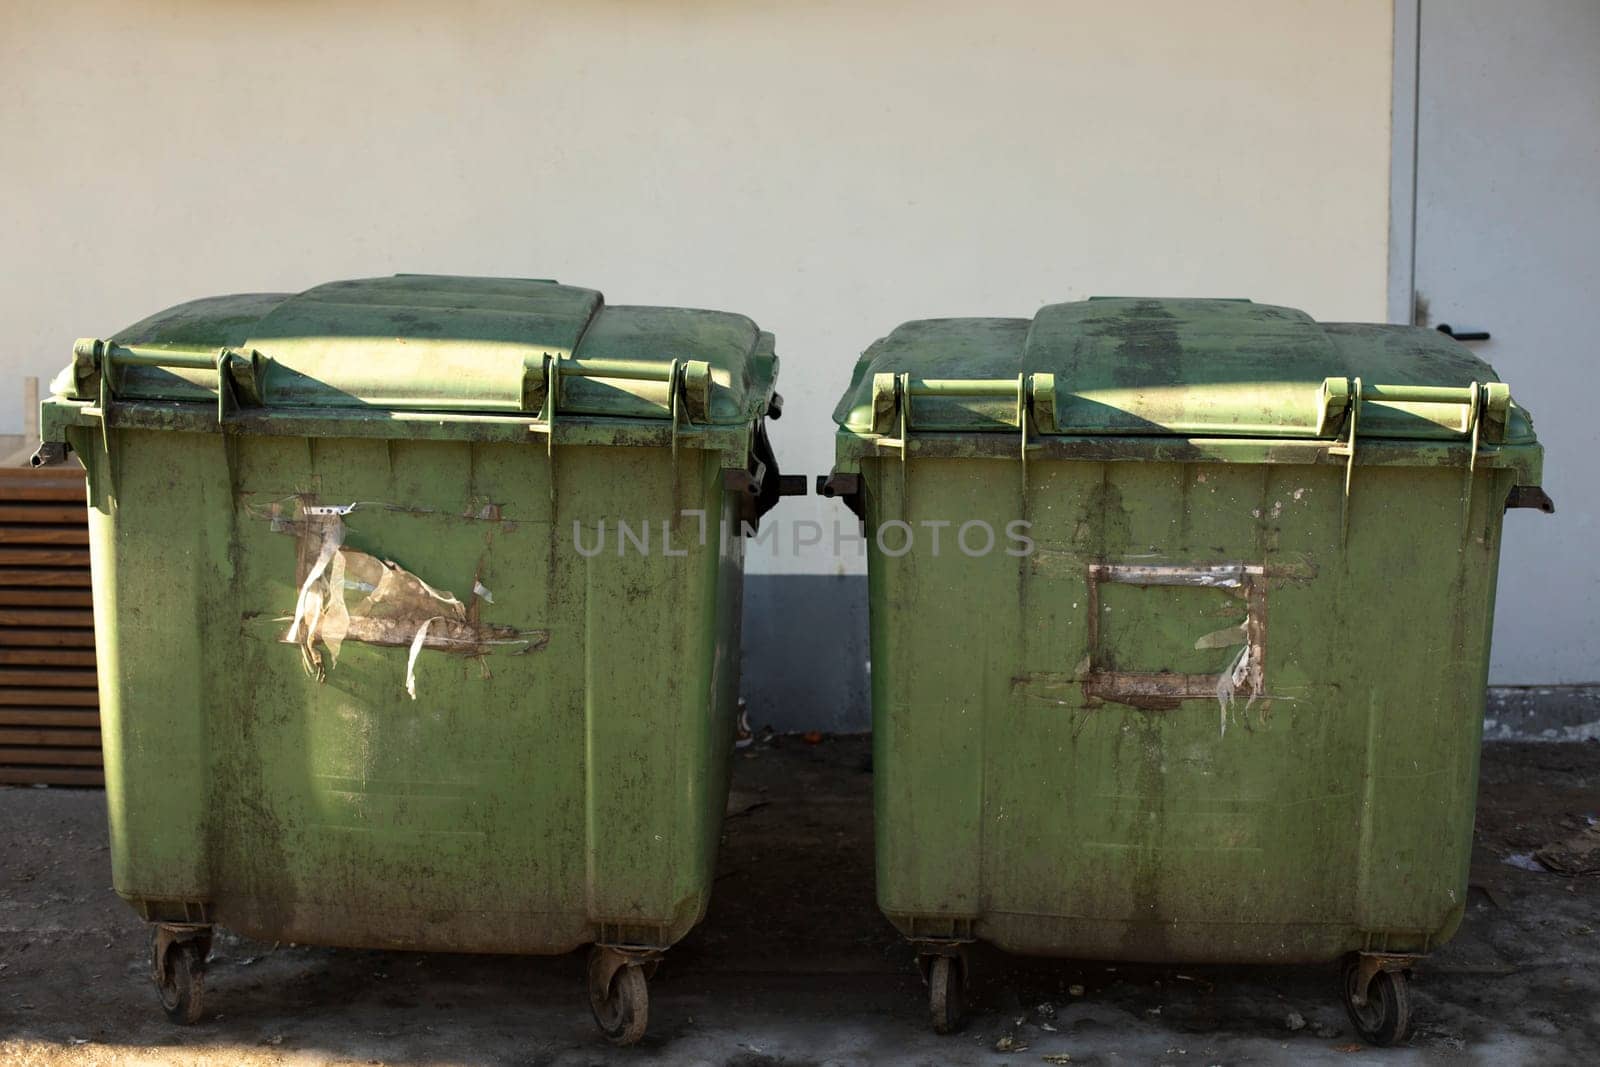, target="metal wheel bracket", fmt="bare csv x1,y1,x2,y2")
818,472,865,520
912,940,971,985
150,923,211,983
1349,952,1415,1007
588,944,661,1004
